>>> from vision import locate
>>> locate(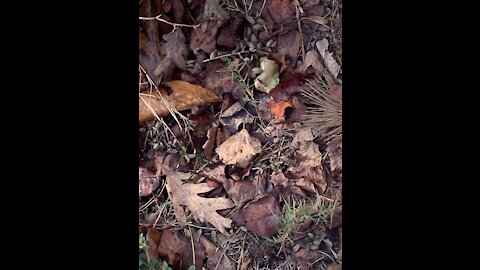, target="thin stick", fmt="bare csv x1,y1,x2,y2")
202,51,250,63
139,14,200,29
